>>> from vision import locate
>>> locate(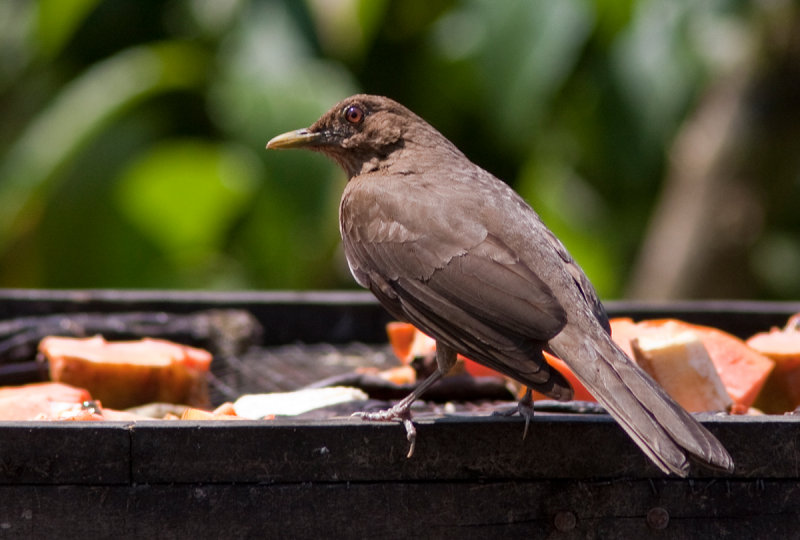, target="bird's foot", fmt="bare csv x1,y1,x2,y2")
352,404,417,458
351,345,455,458
492,389,535,440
